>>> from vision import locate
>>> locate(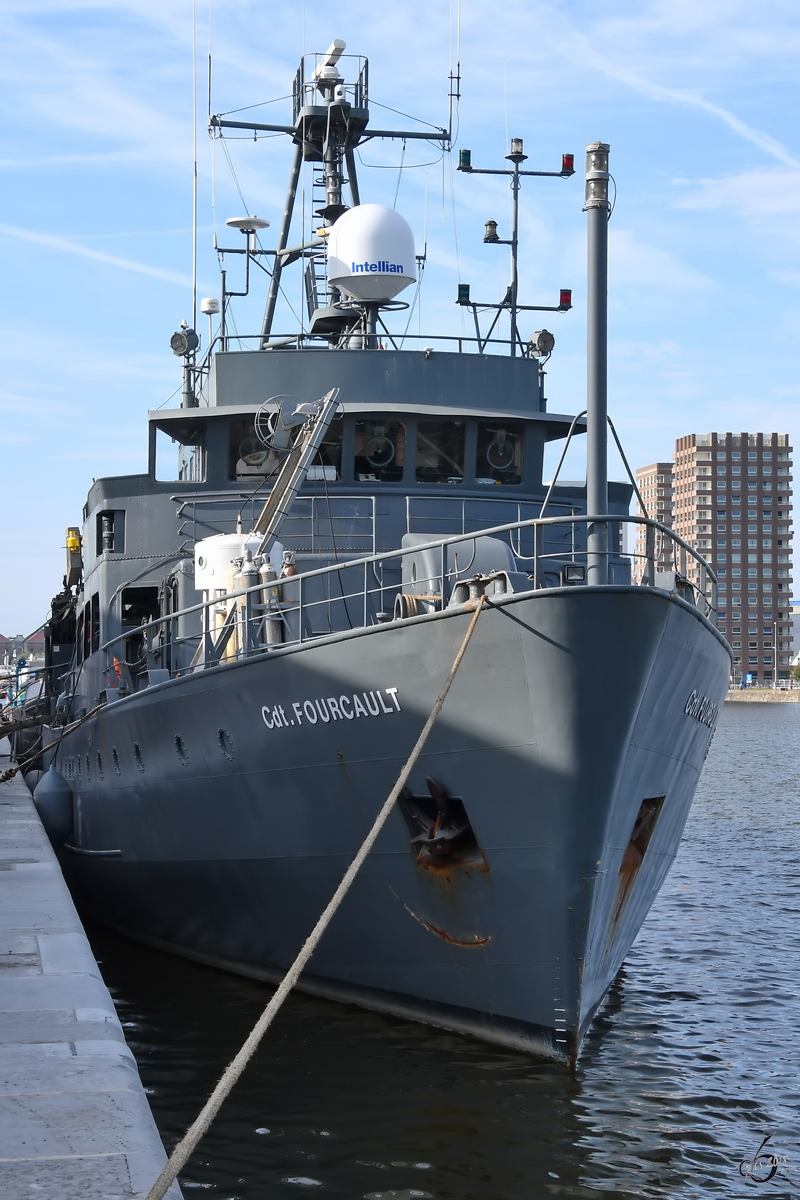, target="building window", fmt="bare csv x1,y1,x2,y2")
717,539,726,547
748,539,757,548
763,452,772,460
732,641,741,648
763,466,772,475
717,452,726,460
749,656,758,664
731,466,741,475
731,539,741,547
717,554,727,562
731,583,741,591
748,452,757,460
763,568,772,577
